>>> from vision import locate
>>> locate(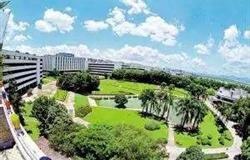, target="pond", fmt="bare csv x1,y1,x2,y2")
96,98,142,109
